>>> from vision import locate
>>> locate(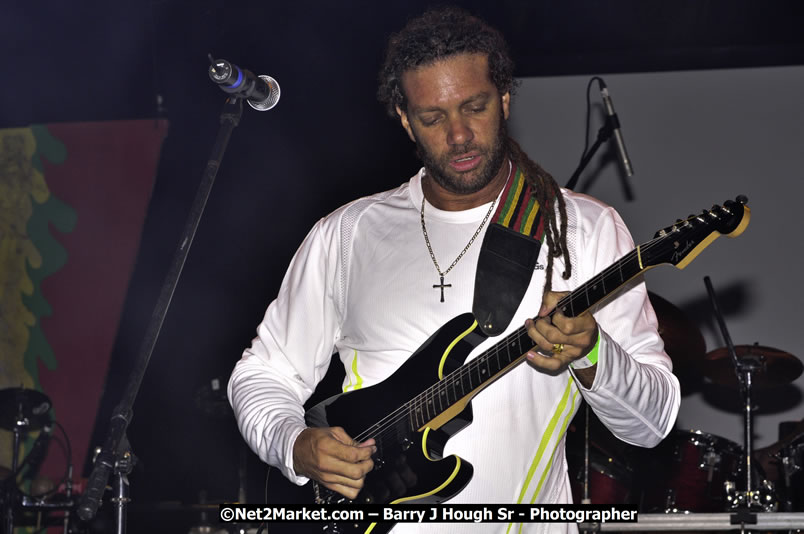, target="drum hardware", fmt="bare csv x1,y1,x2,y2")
704,275,759,510
20,493,79,510
702,276,800,512
661,488,676,512
568,406,636,507
636,277,799,516
581,404,591,505
703,345,803,389
570,447,635,505
63,464,75,533
781,450,801,480
724,478,777,512
573,281,799,516
769,433,804,512
574,293,706,510
643,429,742,513
1,387,54,534
702,449,719,482
581,512,804,531
8,494,80,534
782,443,802,502
0,388,53,431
